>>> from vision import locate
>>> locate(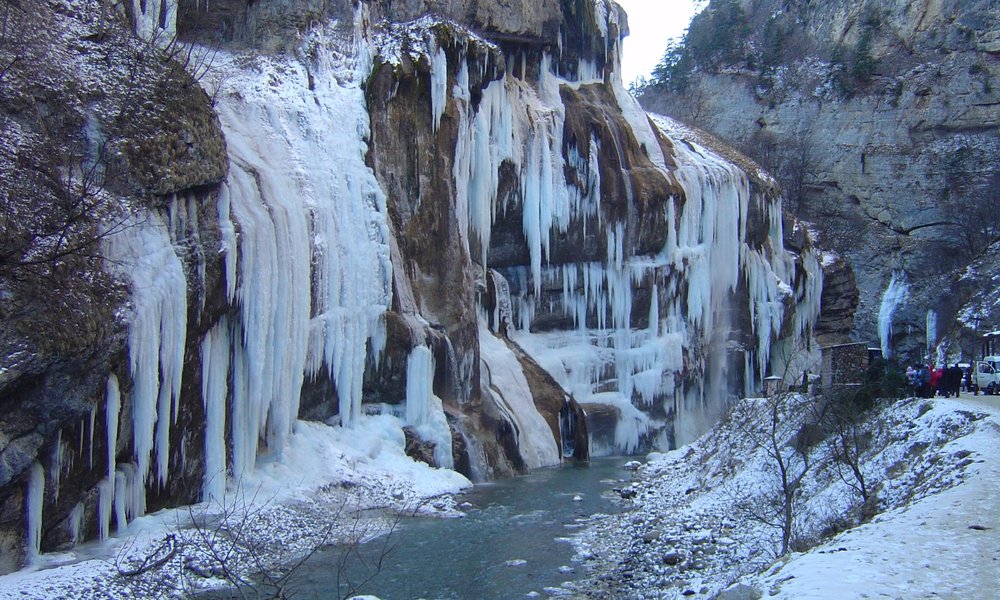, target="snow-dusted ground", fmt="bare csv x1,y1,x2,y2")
573,393,1000,599
0,416,470,599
